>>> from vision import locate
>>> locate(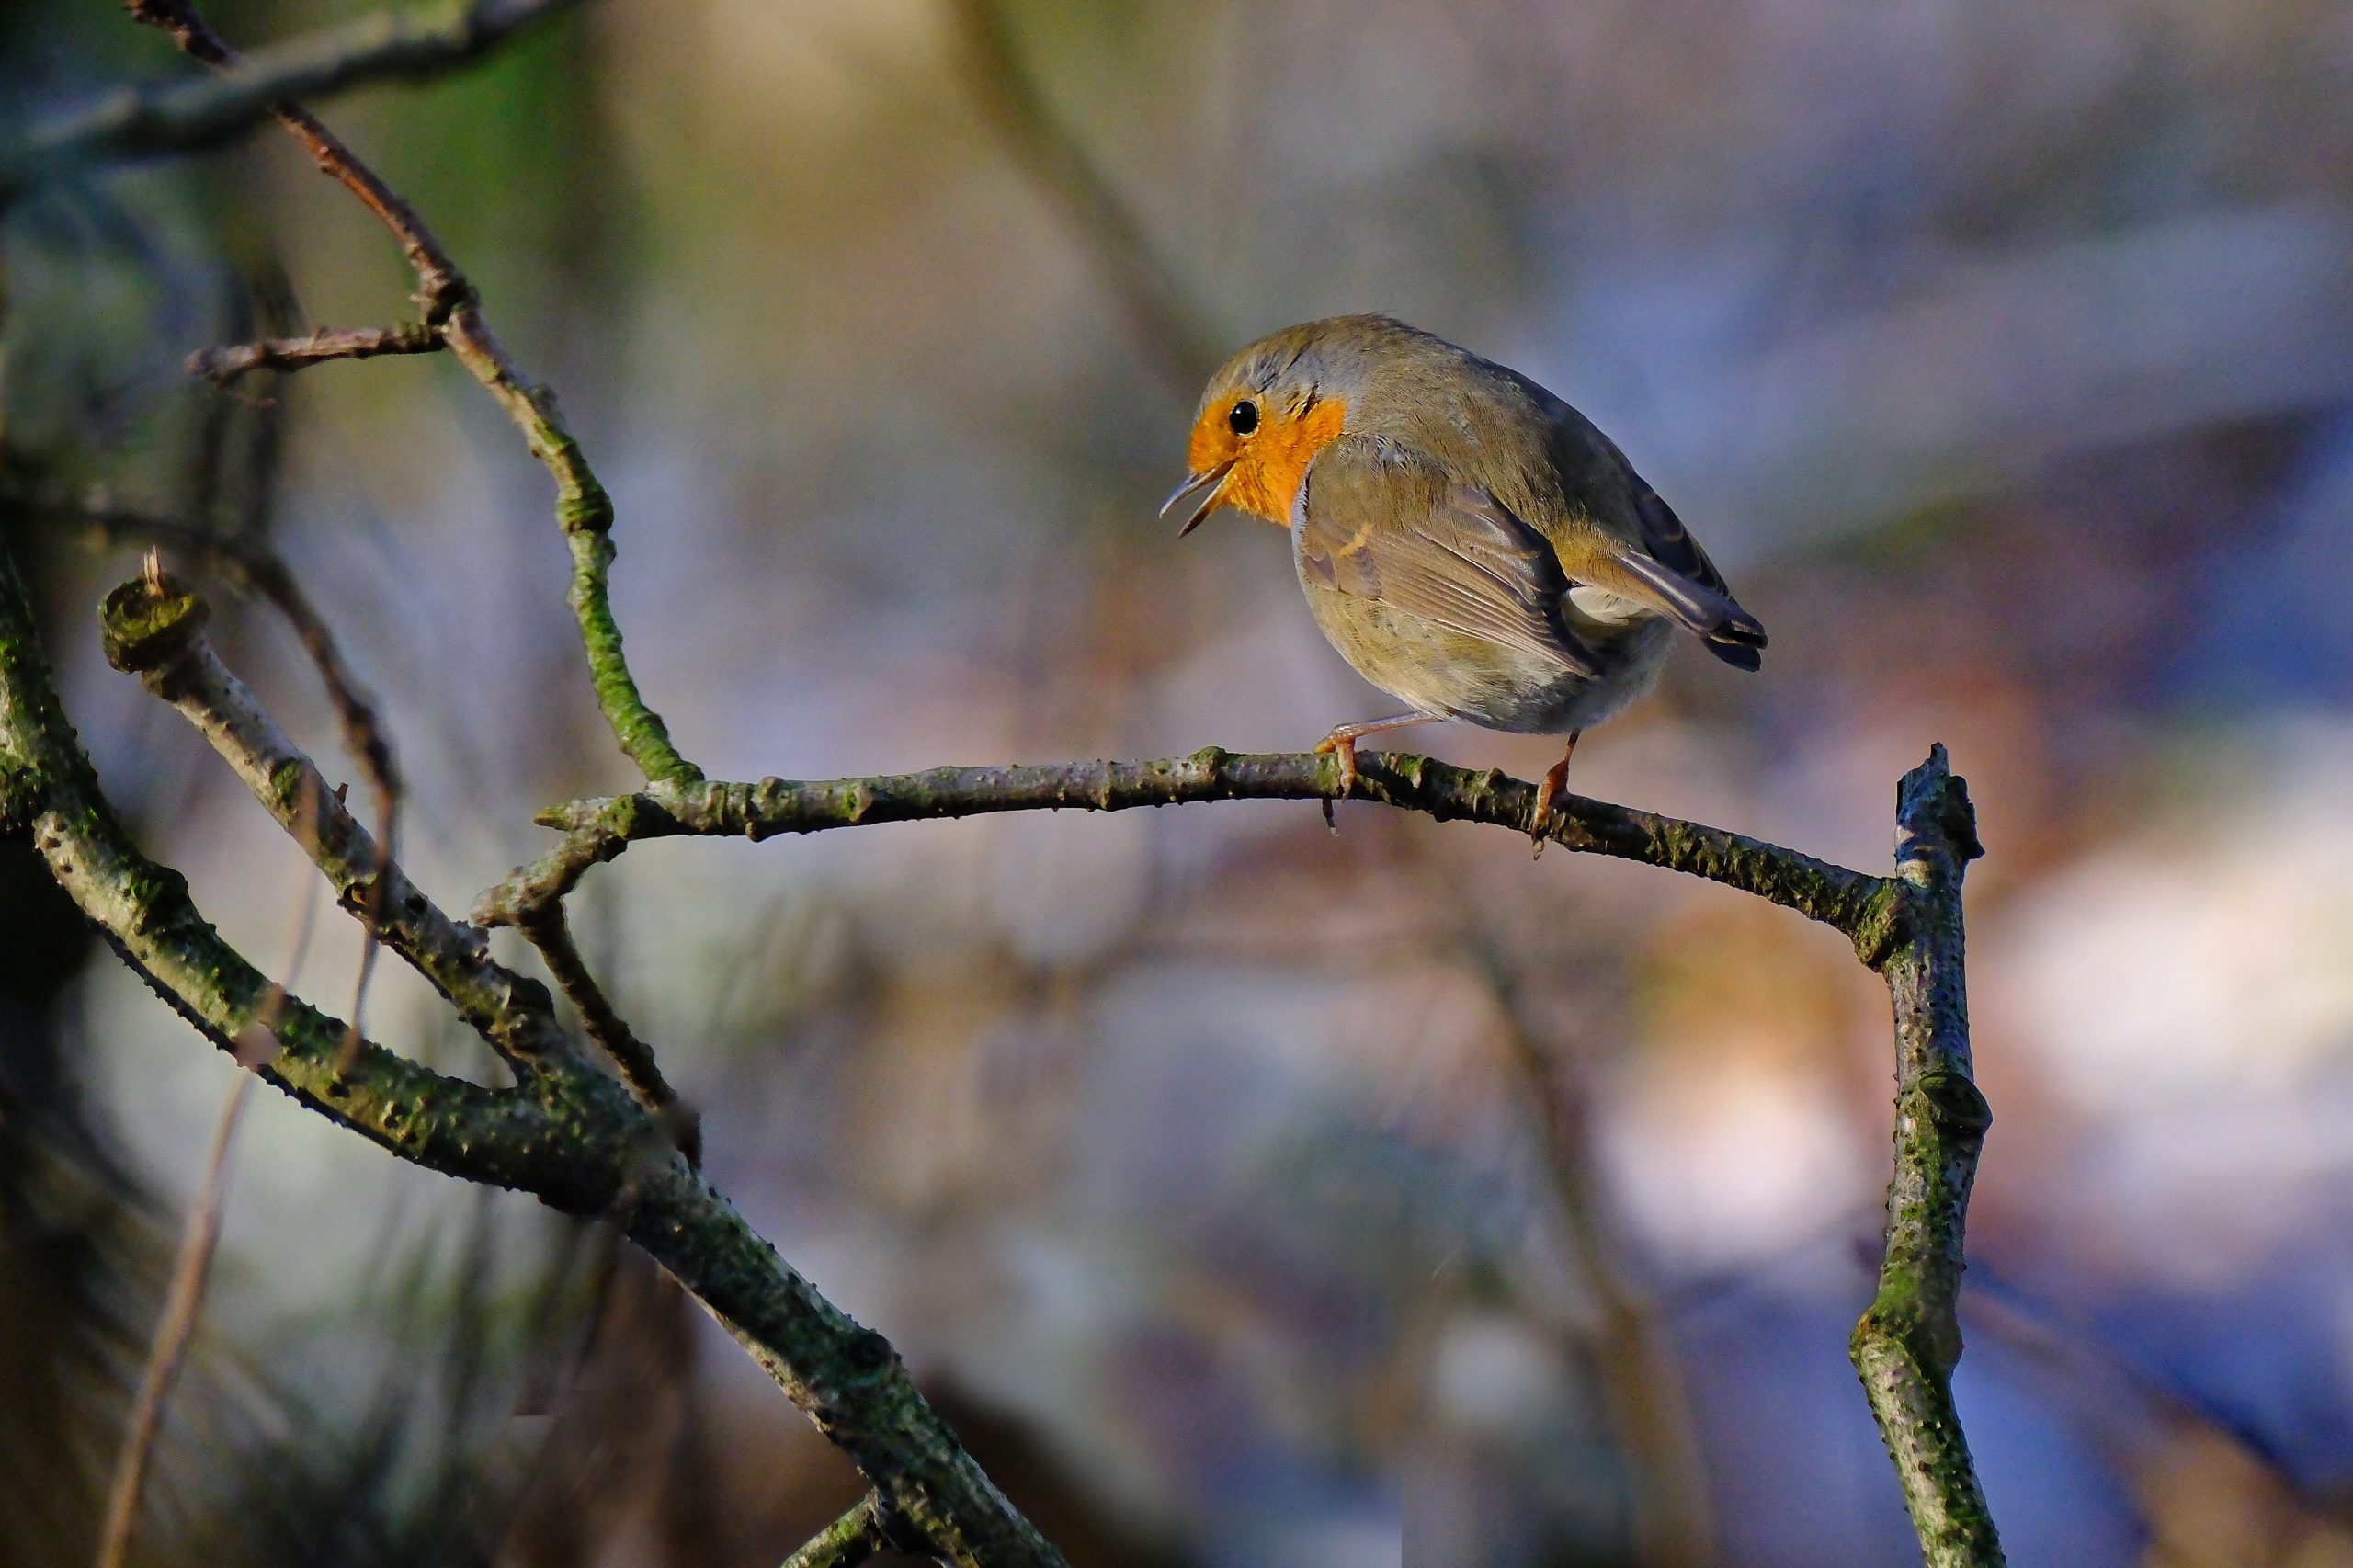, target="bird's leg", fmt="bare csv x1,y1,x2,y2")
1314,712,1440,832
1529,731,1581,858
